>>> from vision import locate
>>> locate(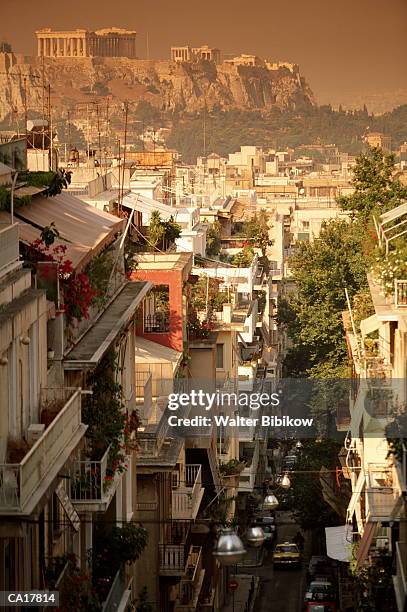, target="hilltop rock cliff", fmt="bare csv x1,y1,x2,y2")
0,52,315,123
